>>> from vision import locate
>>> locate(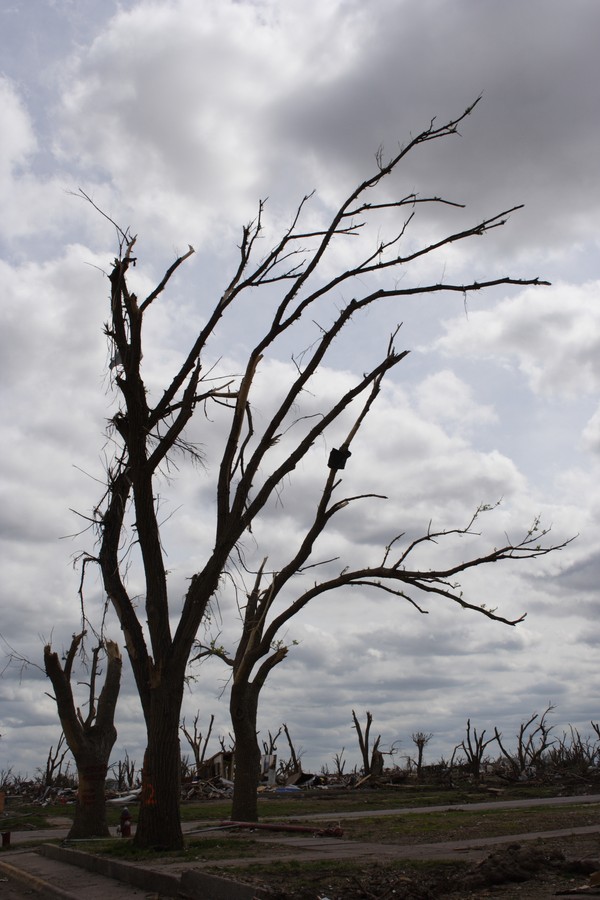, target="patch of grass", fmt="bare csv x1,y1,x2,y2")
176,782,568,821
75,832,283,863
0,801,126,830
323,802,600,844
77,839,173,861
0,807,58,830
185,836,283,860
